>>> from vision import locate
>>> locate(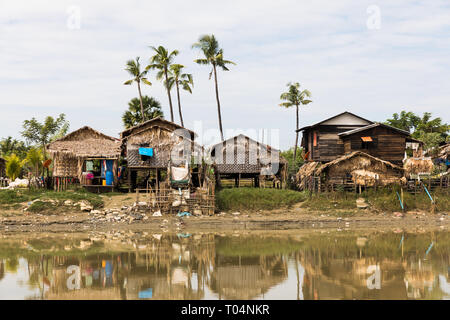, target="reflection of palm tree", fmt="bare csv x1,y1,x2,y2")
0,260,4,281
5,257,19,273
